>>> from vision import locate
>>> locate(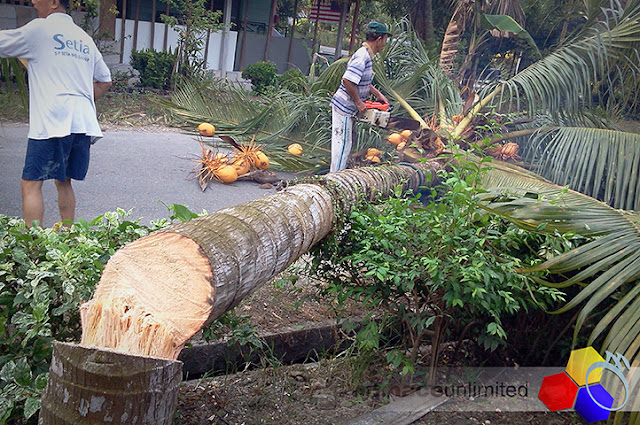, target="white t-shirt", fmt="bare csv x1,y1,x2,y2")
0,13,112,139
